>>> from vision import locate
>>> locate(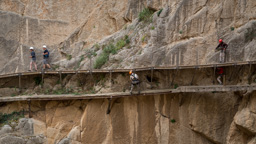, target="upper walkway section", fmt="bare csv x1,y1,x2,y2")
0,61,255,79
0,85,255,102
